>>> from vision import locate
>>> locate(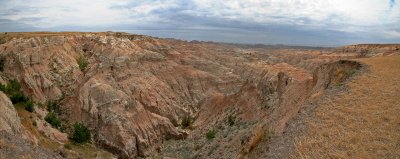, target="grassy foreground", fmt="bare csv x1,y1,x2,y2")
294,56,400,158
